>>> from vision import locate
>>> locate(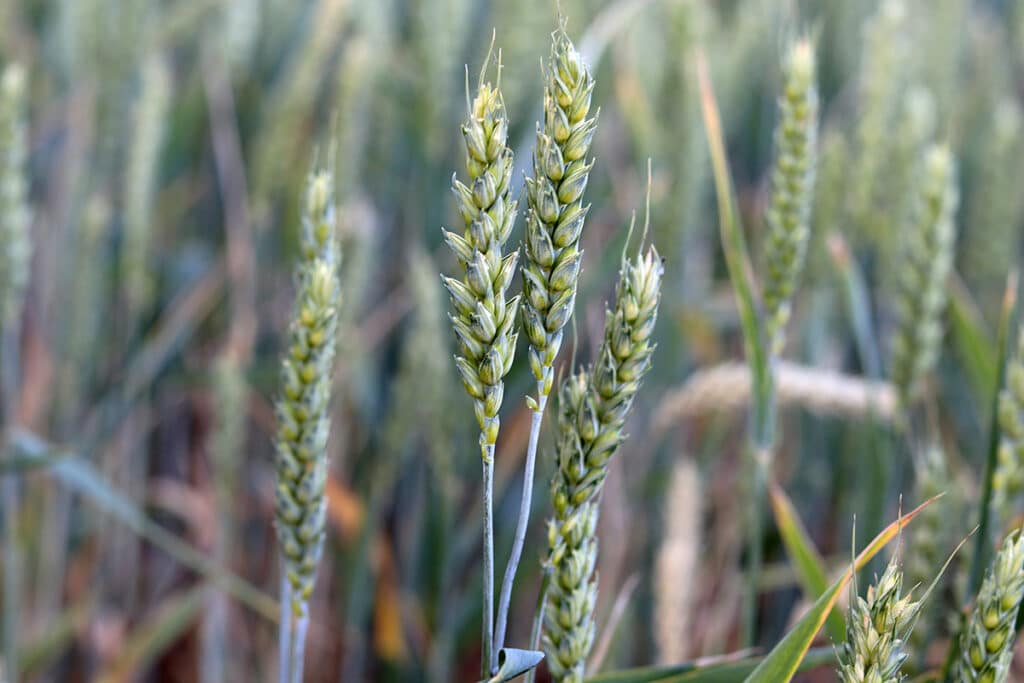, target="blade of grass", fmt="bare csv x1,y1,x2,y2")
585,647,834,683
745,495,940,683
768,482,845,643
947,270,997,400
696,46,774,647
